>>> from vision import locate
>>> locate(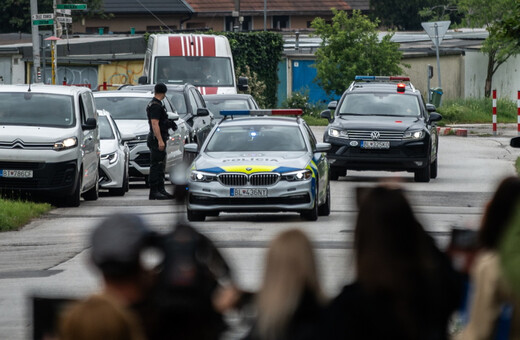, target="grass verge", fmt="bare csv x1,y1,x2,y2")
302,114,329,126
516,157,520,176
0,198,52,232
437,97,518,125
